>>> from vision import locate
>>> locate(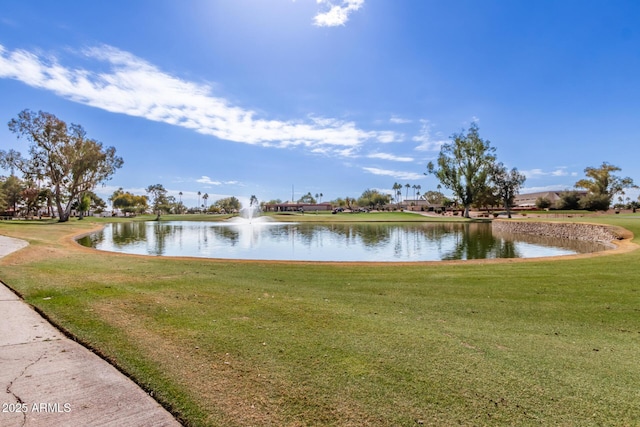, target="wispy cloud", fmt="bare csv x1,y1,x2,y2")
362,167,423,180
375,130,404,143
412,120,447,152
196,176,222,186
0,43,389,158
521,167,578,179
313,0,364,27
196,176,241,186
390,116,412,124
367,153,414,162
